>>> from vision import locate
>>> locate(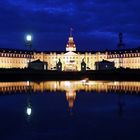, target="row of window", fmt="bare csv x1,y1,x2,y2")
108,85,140,91
46,56,79,59
0,60,28,63
46,56,101,60
108,53,140,58
0,86,28,92
0,53,33,58
115,61,140,64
